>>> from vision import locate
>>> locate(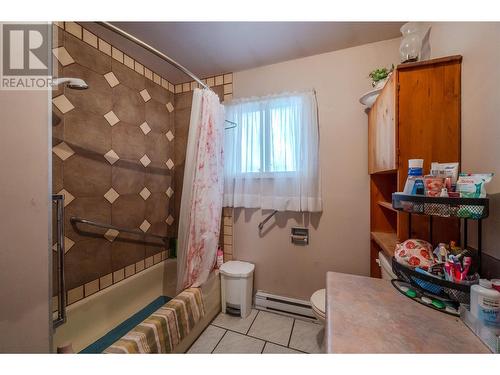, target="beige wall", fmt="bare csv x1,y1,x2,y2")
0,89,51,351
231,38,401,300
428,22,500,260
